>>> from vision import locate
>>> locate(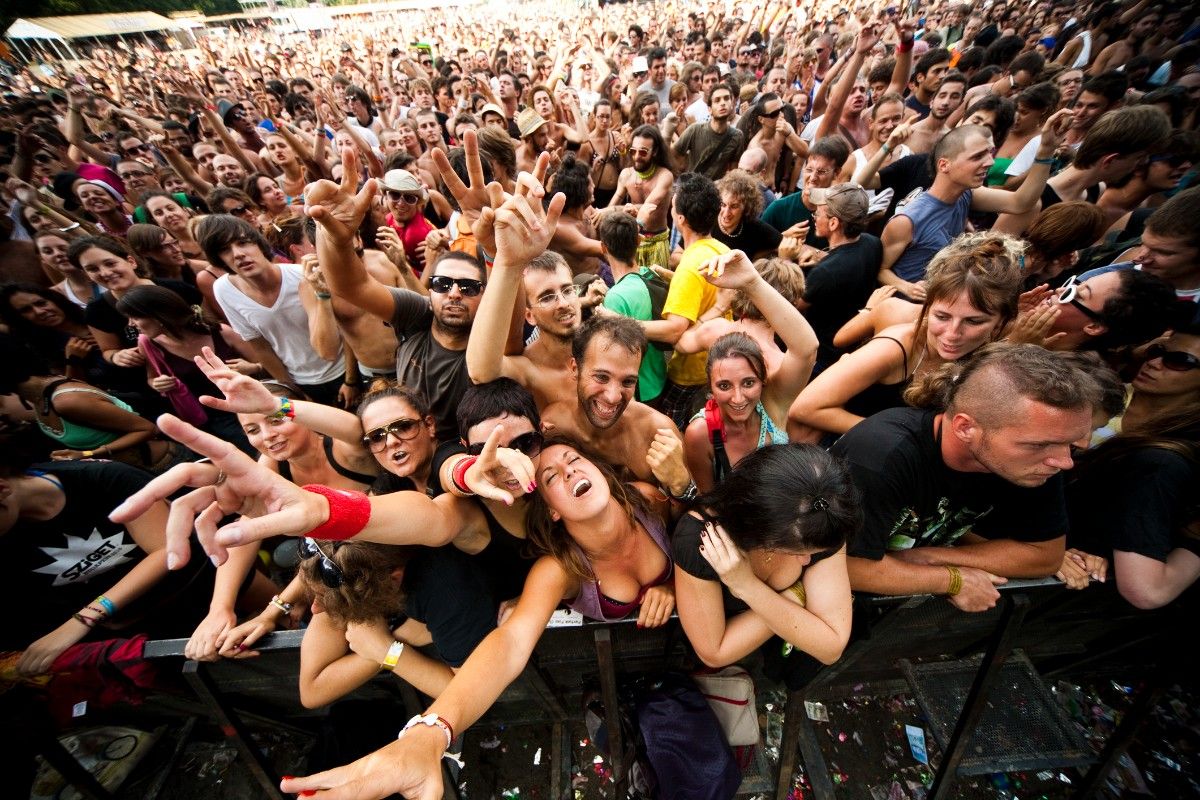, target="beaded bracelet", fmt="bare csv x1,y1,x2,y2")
273,397,295,419
269,595,294,615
